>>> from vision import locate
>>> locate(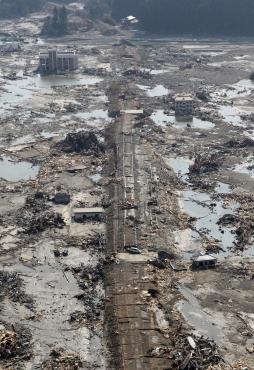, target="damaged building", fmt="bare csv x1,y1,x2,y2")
73,207,105,223
175,94,194,116
39,49,79,73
